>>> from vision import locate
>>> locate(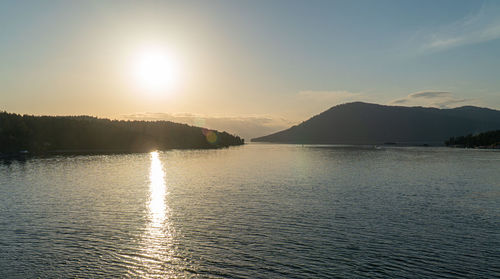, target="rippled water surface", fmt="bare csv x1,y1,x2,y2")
1,144,499,278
